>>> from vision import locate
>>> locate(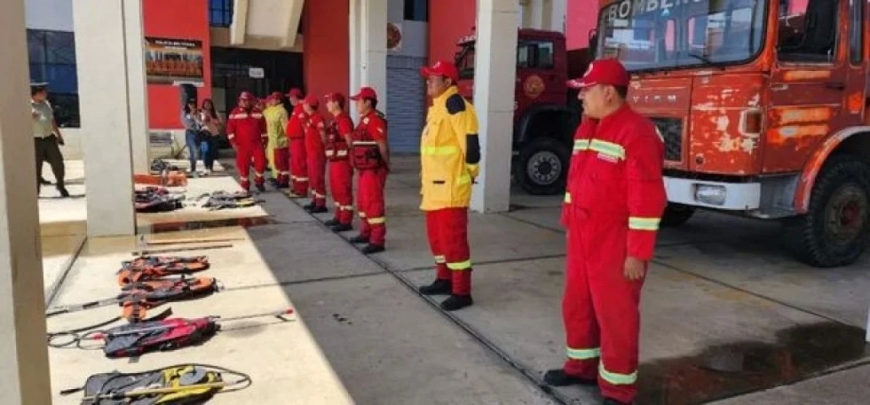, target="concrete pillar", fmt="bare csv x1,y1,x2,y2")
550,0,567,33
471,0,518,213
348,0,388,117
124,0,151,174
74,0,138,236
0,1,53,403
